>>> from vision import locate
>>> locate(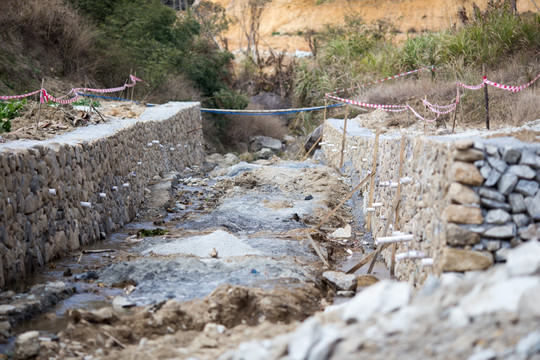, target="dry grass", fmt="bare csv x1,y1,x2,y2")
145,74,203,104
225,114,287,148
0,0,98,83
